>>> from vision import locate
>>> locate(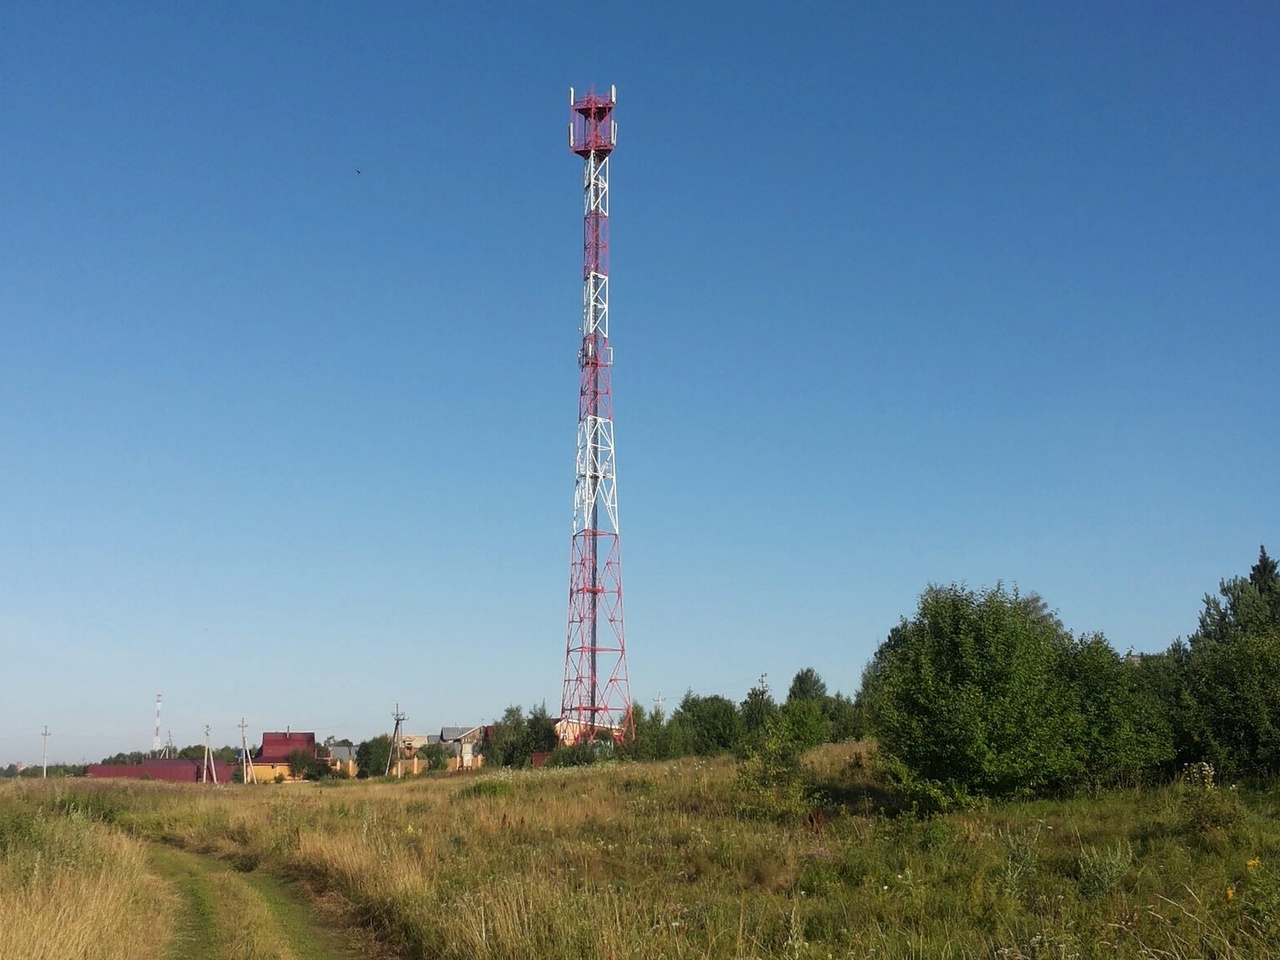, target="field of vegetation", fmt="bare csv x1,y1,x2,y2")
4,743,1280,960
